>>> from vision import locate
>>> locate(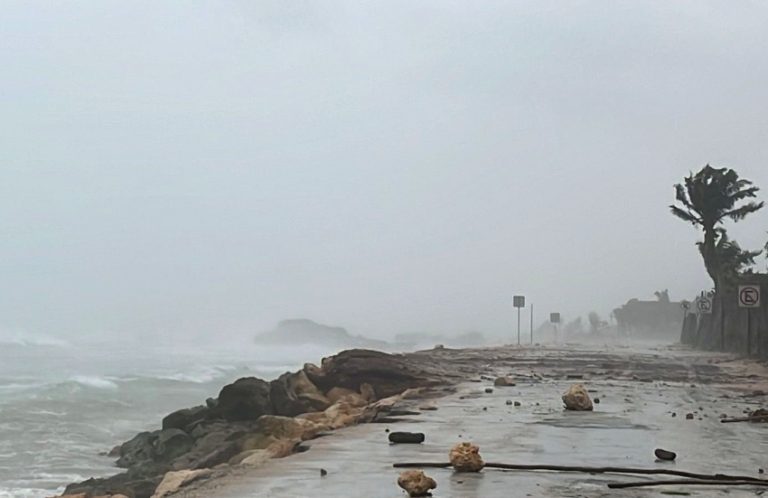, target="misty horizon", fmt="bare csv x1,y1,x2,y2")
2,1,768,343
